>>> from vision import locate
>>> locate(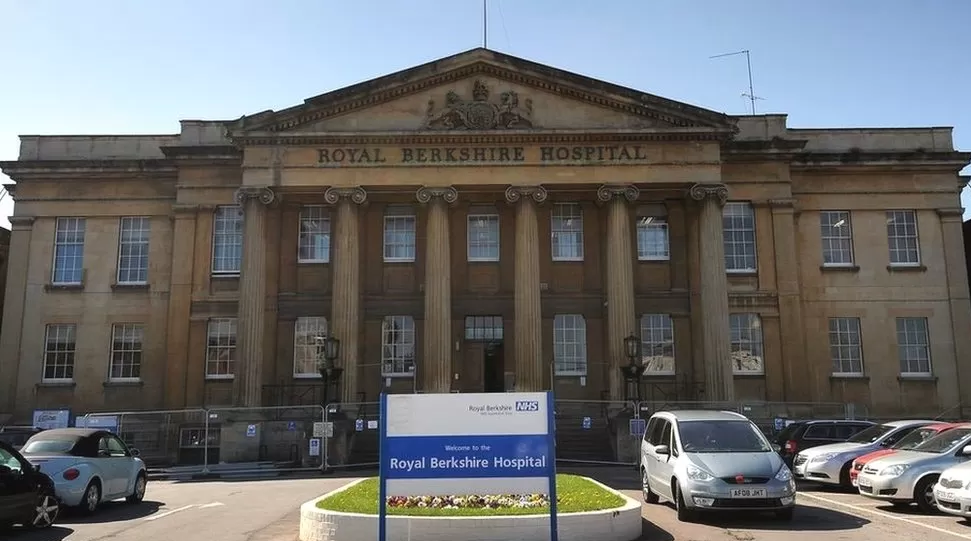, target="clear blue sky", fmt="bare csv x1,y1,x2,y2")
1,0,969,229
